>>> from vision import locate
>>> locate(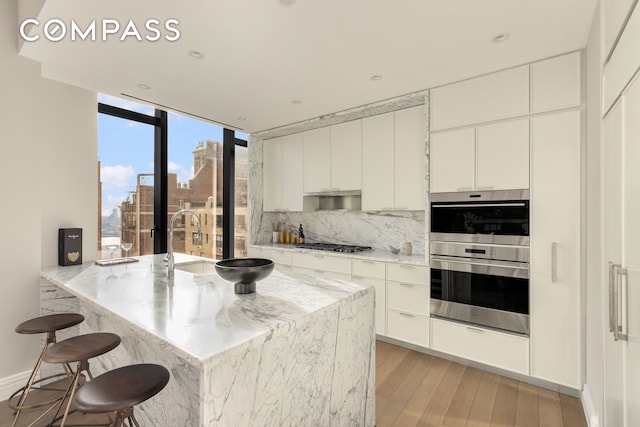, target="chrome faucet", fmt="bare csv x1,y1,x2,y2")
167,209,202,272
